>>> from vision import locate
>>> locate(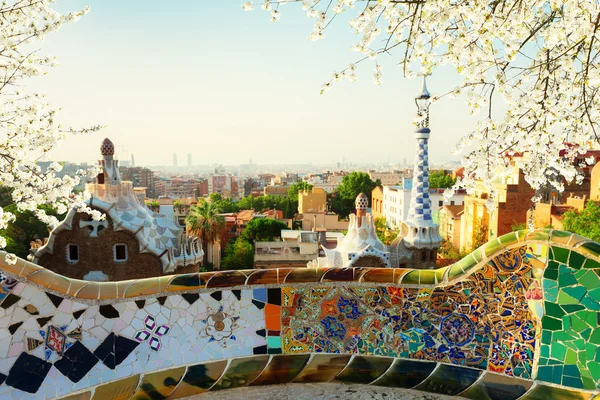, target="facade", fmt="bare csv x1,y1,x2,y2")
298,187,327,214
208,174,238,198
383,185,410,228
439,205,464,250
254,232,320,269
264,184,289,197
459,167,534,251
368,170,402,186
300,212,348,232
31,139,203,281
371,186,384,219
588,161,600,200
119,166,156,198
